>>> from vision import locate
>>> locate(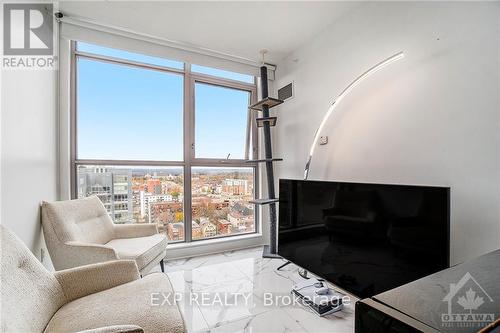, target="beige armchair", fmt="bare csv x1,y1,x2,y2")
41,196,167,274
0,225,185,333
